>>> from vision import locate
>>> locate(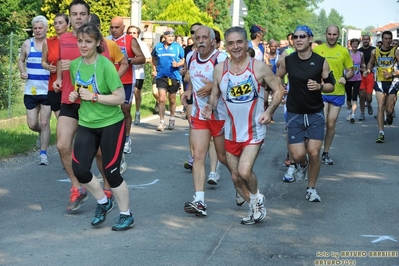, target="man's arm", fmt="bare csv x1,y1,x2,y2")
202,63,222,119
130,38,145,65
365,49,376,77
117,56,129,78
18,39,29,79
